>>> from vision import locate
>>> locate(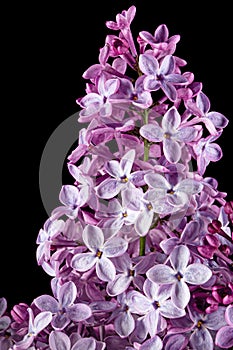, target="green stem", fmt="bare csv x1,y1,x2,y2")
139,109,150,256
139,236,146,256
